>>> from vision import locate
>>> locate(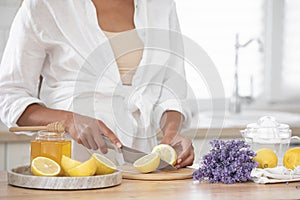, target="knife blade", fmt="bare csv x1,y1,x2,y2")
86,137,177,170
102,136,125,166
84,136,125,166
120,145,177,171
